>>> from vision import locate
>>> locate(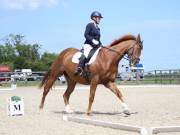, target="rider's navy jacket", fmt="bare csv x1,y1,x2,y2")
84,22,102,46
